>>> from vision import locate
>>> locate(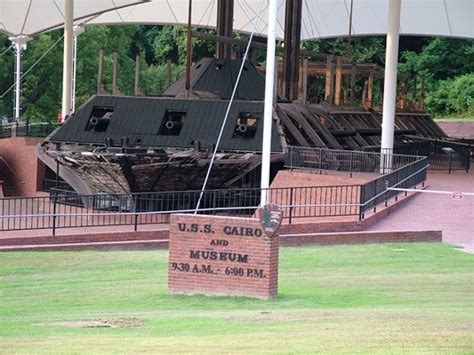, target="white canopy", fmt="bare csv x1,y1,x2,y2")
81,0,473,40
0,0,145,37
